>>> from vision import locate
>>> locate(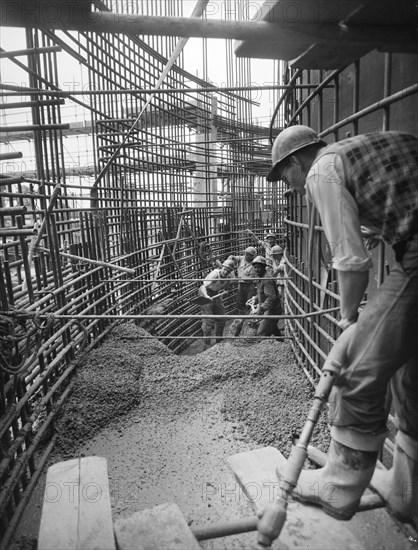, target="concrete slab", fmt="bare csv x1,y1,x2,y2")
227,446,363,550
114,502,201,550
